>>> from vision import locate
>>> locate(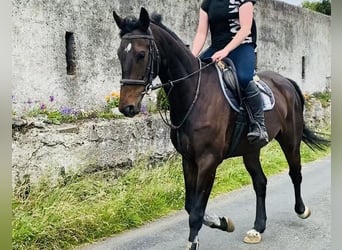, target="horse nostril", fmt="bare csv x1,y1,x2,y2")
122,105,136,117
